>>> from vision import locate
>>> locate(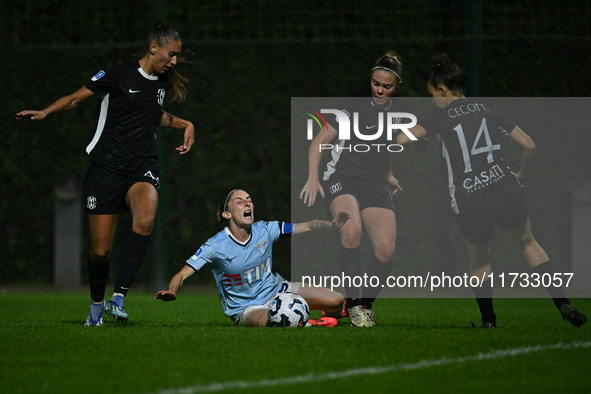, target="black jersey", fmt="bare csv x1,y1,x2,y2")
85,61,168,173
423,98,519,213
321,87,401,184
